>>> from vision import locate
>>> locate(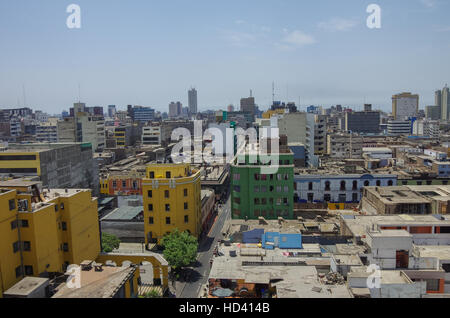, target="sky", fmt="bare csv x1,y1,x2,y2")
0,0,449,114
